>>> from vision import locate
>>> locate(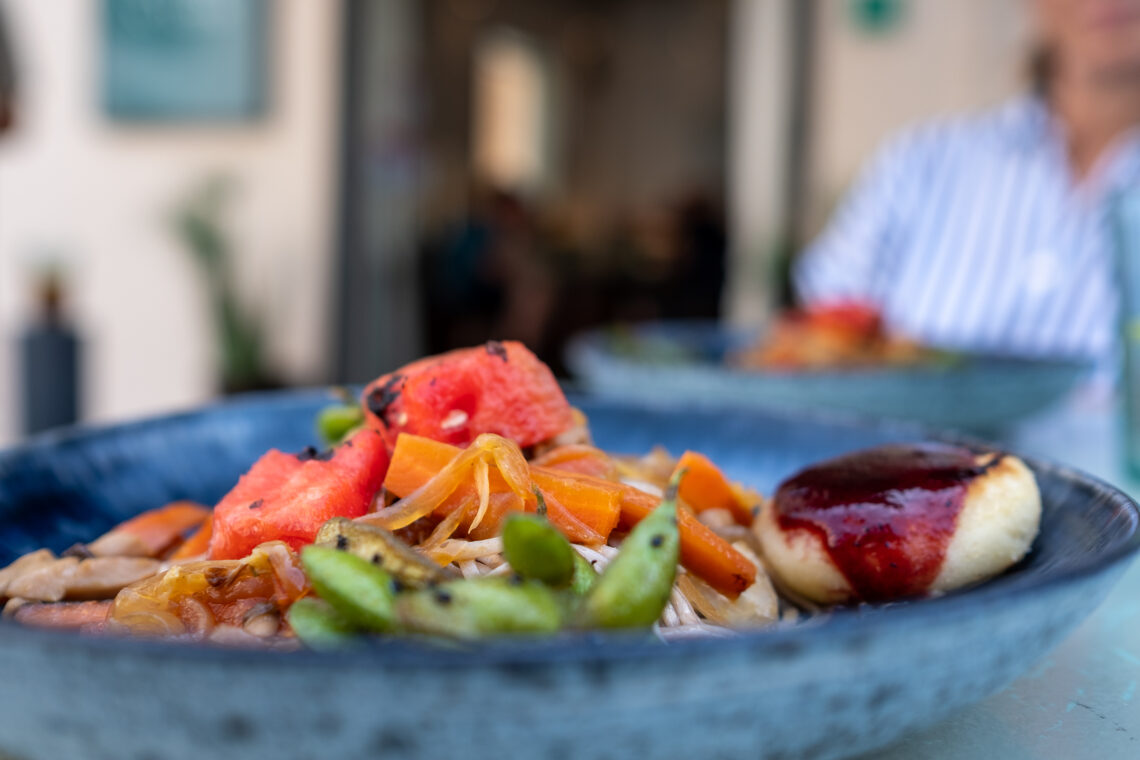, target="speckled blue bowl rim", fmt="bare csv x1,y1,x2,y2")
0,390,1137,670
567,321,1095,378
